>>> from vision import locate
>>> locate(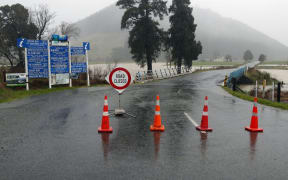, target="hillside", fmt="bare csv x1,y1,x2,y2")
74,3,288,63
